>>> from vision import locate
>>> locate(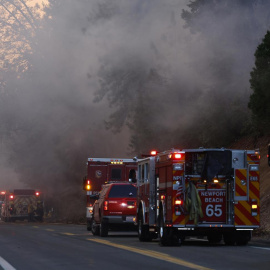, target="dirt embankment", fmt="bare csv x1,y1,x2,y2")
230,135,270,234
